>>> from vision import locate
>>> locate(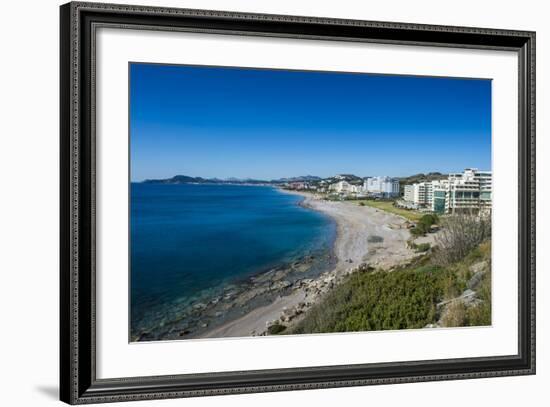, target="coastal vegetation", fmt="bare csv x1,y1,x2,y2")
432,213,491,266
291,259,444,333
288,240,491,334
410,242,431,253
274,211,492,336
410,213,439,236
267,323,287,335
